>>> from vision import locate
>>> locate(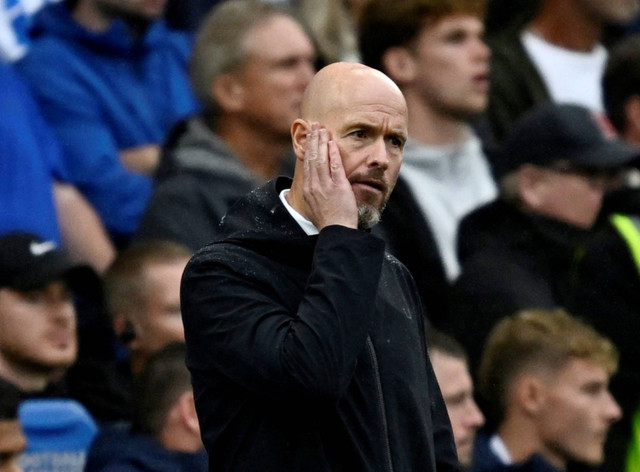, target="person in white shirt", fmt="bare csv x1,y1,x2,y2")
357,0,497,322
